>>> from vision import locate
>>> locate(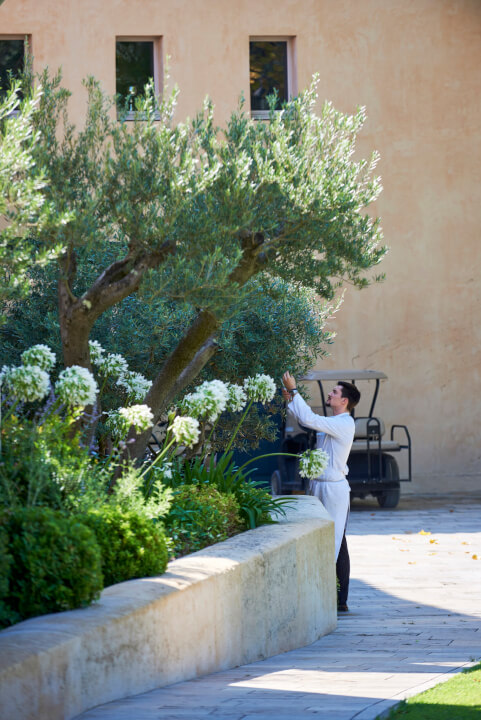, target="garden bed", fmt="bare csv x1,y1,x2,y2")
0,496,335,720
